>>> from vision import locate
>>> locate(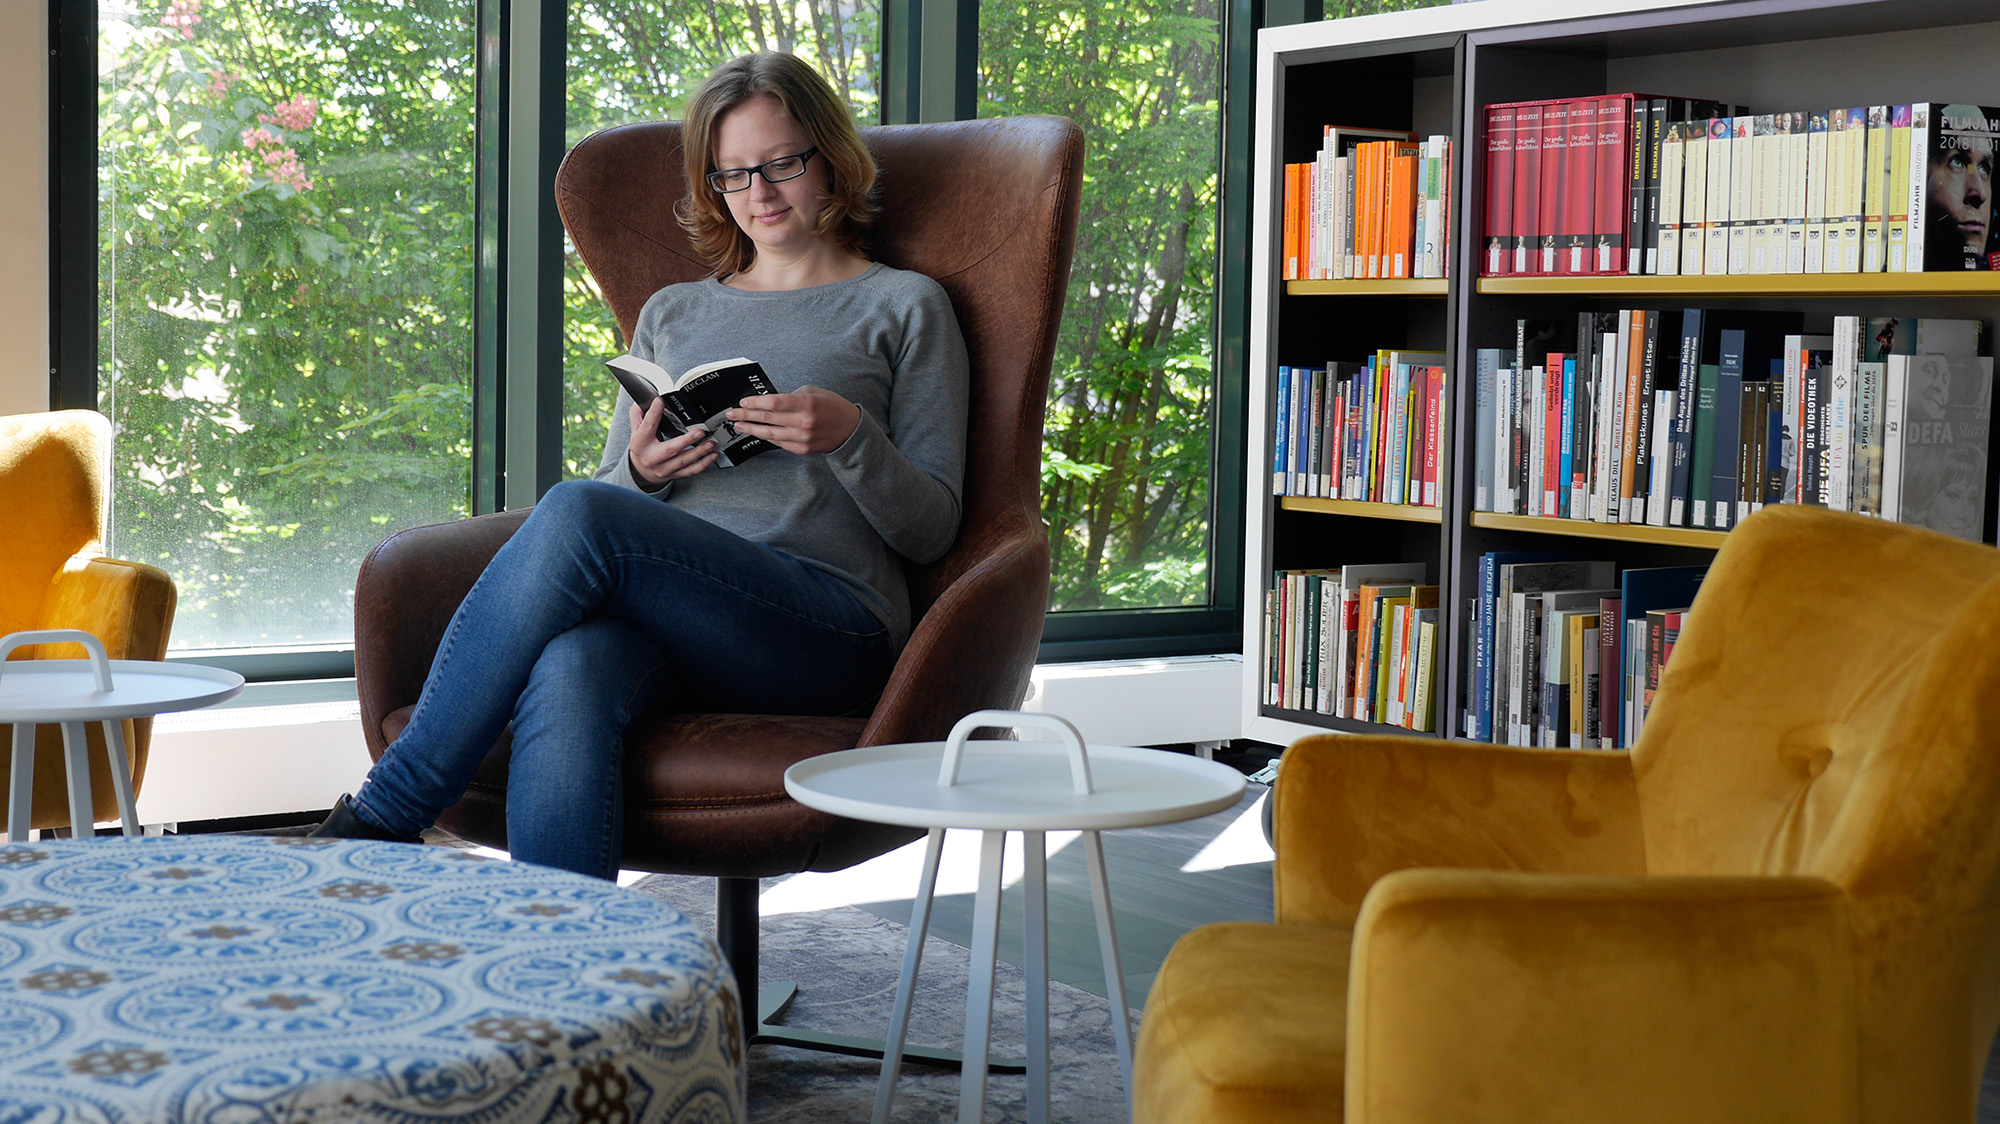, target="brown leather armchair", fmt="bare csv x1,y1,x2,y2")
354,115,1083,1061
